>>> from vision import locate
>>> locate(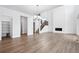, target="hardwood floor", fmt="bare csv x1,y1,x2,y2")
0,32,79,53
